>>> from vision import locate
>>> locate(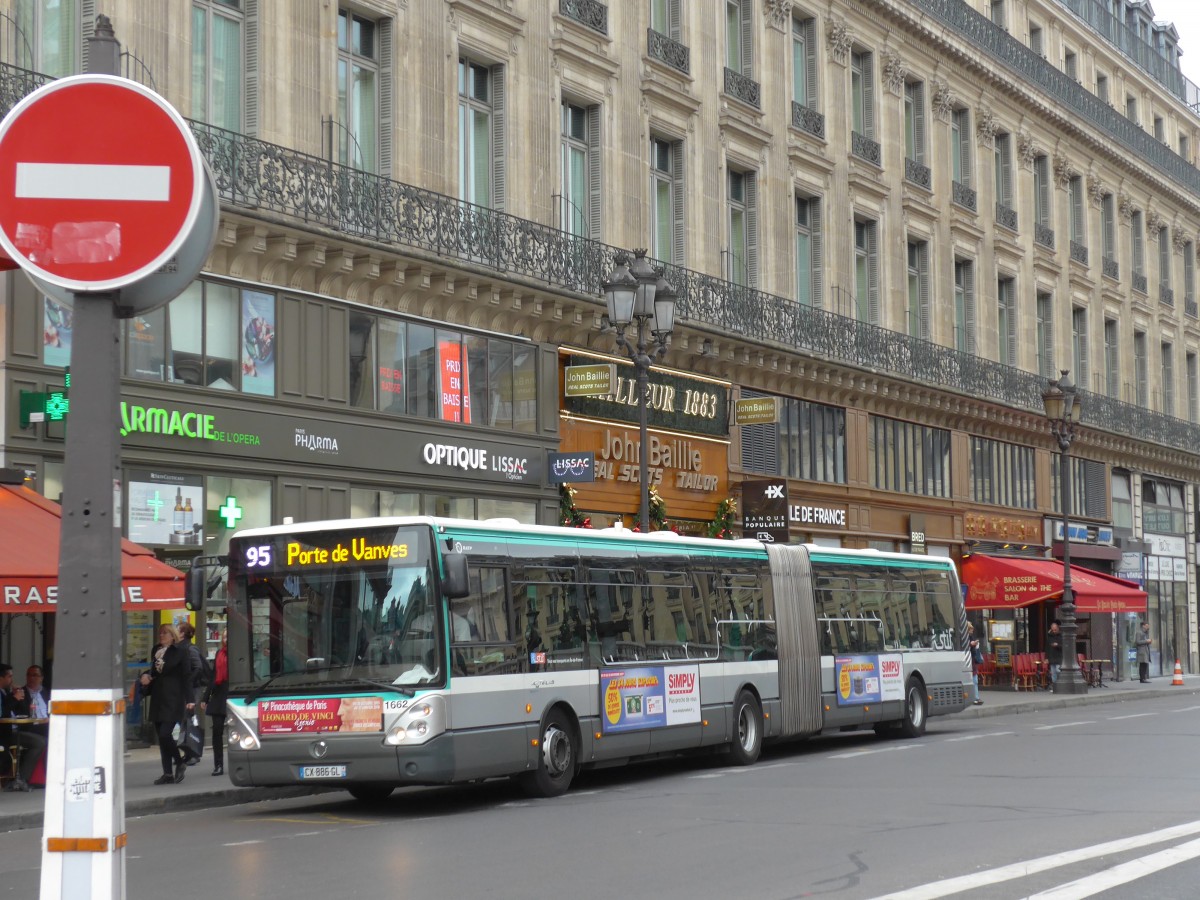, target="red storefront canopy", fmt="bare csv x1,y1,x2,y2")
0,481,185,613
962,553,1147,613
